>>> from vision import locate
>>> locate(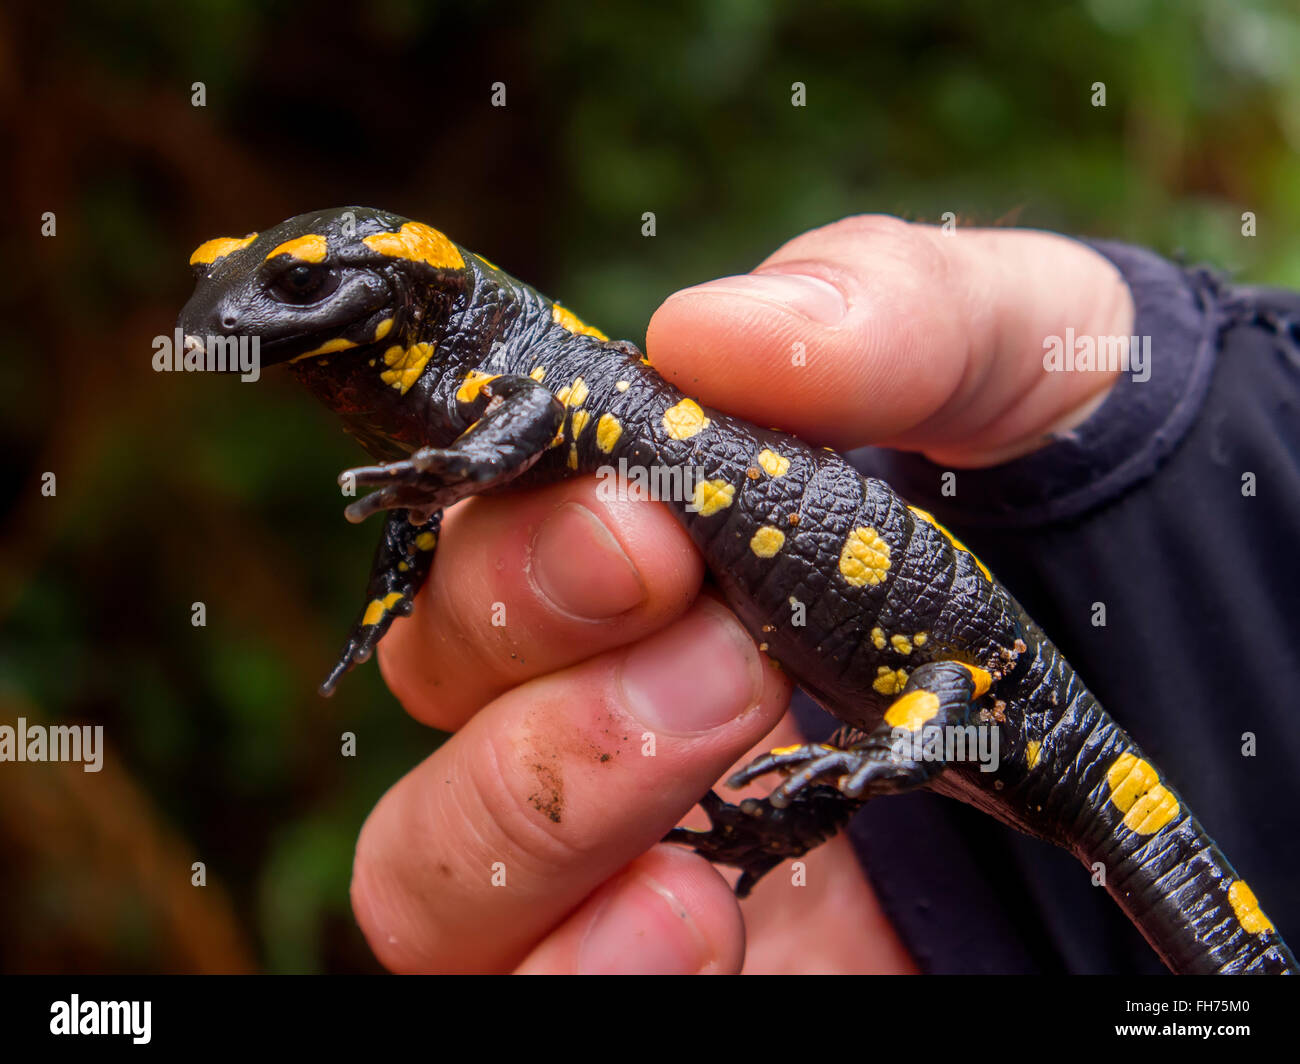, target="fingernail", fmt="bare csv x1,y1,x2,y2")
577,873,709,975
532,502,645,619
618,601,762,734
672,272,847,324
